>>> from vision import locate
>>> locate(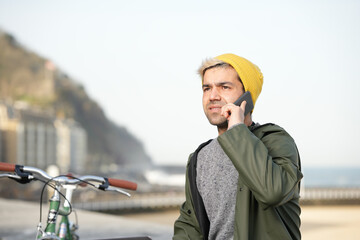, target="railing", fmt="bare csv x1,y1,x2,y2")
73,192,185,212
72,187,360,212
300,187,360,204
